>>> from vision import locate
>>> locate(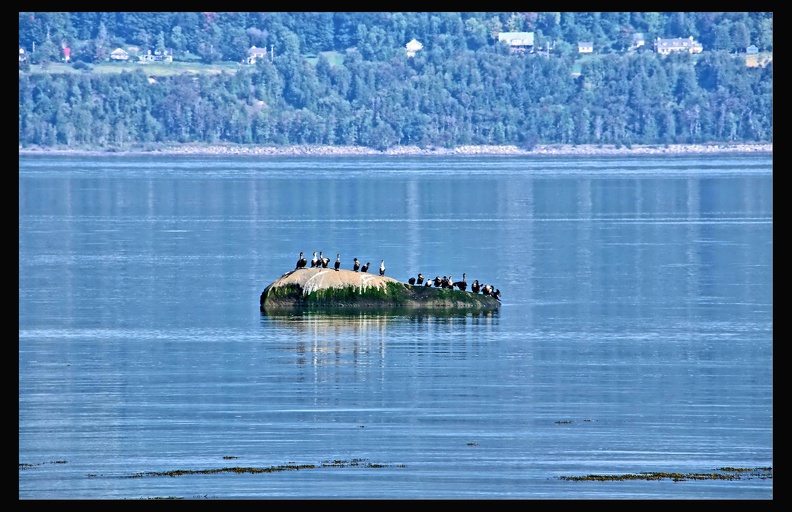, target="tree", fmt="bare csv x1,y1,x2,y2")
464,17,489,51
156,31,166,55
170,26,185,54
712,21,732,51
520,129,539,150
539,12,561,39
34,36,60,65
756,18,773,51
222,26,250,62
730,21,750,52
